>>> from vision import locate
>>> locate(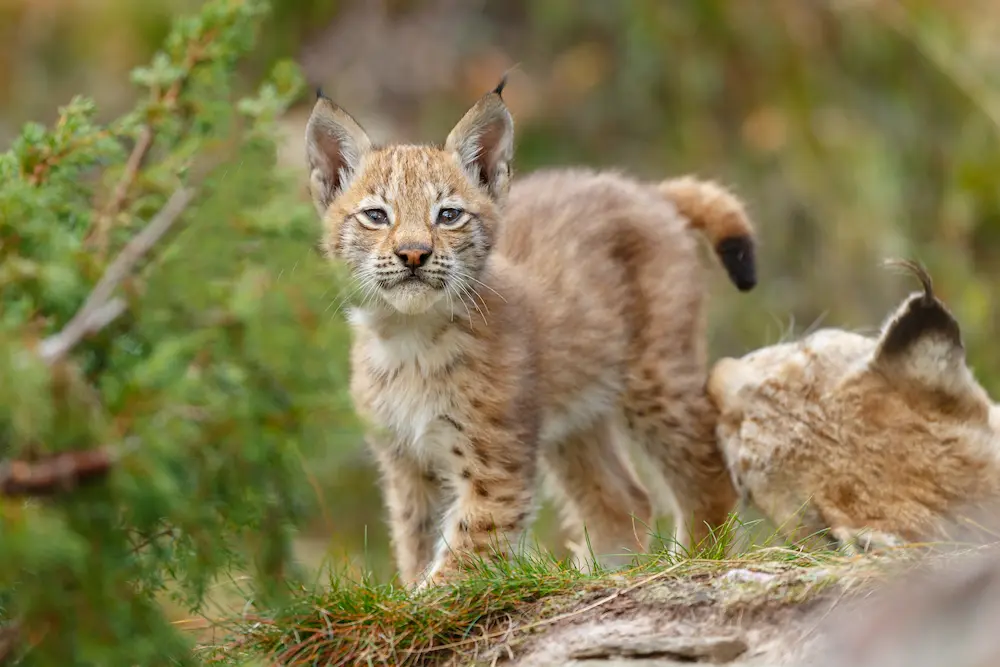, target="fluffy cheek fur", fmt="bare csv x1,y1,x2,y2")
435,220,493,281
322,208,370,269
